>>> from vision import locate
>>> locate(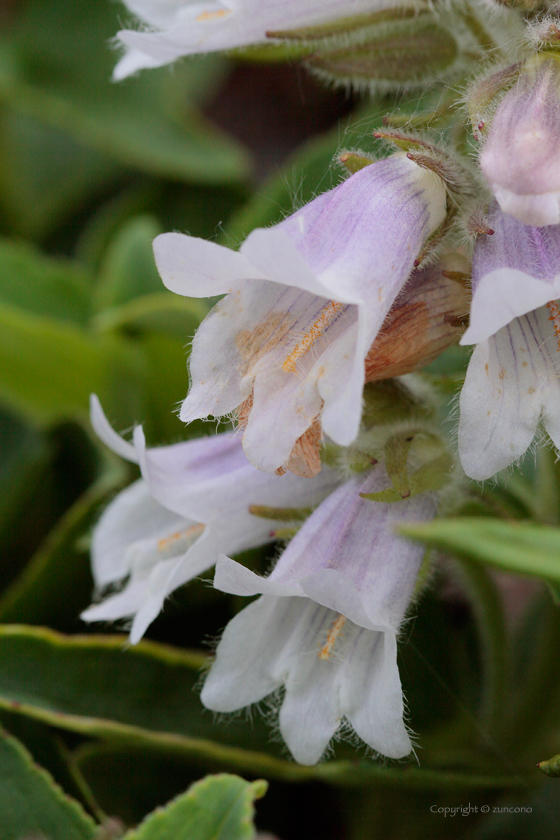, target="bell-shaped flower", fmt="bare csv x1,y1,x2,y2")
459,205,560,479
480,63,560,227
201,463,438,763
201,594,412,764
113,0,406,80
154,153,447,476
82,396,339,642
